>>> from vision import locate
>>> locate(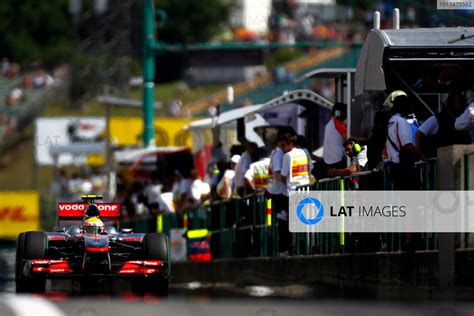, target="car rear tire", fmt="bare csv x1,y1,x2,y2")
15,233,25,283
133,233,169,296
143,233,168,260
16,231,48,293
